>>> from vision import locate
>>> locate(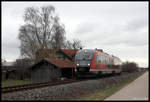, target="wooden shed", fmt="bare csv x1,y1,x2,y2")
30,58,75,84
